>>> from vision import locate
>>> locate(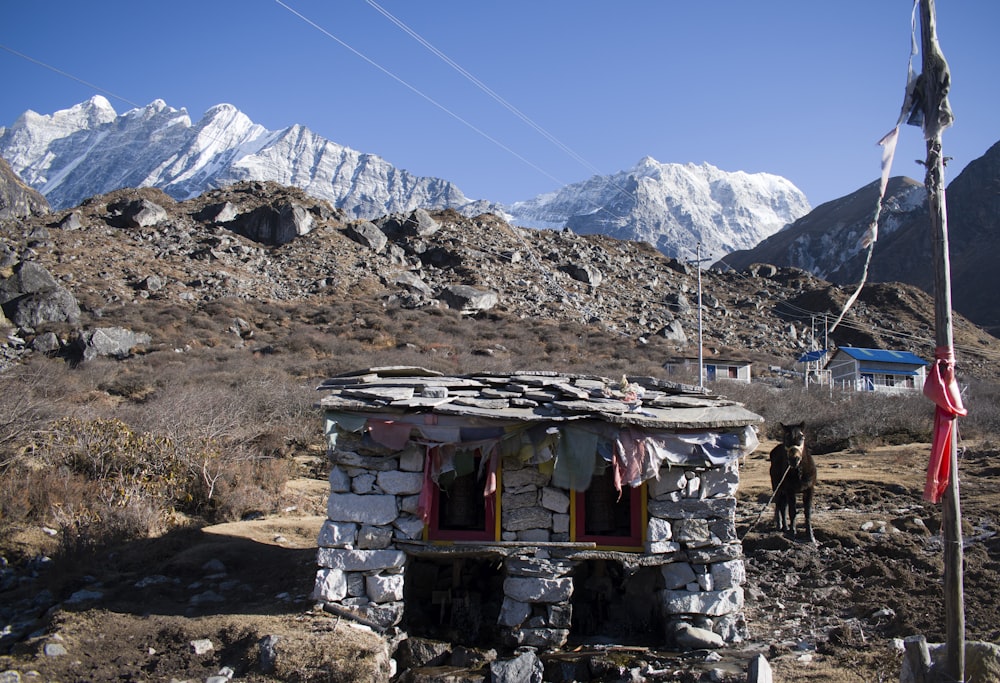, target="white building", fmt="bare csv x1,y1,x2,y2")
663,356,753,384
825,347,928,393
